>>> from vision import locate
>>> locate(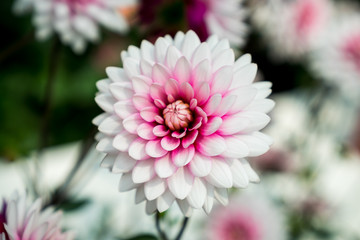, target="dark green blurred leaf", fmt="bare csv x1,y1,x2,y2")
56,198,90,212
118,234,158,240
